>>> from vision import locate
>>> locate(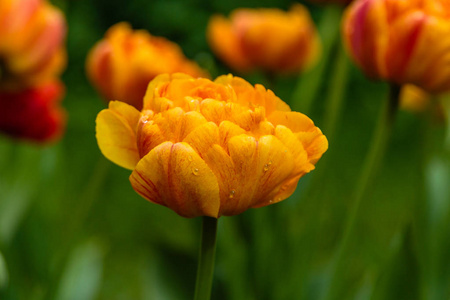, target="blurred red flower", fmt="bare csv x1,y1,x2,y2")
0,81,66,142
